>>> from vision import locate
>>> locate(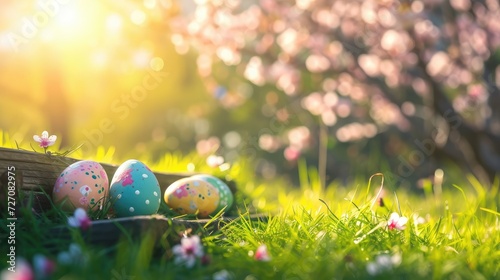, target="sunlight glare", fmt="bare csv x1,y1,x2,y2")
106,14,123,33
53,5,83,33
0,33,12,51
39,0,105,46
91,51,108,68
133,49,152,68
143,0,157,9
131,10,147,25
